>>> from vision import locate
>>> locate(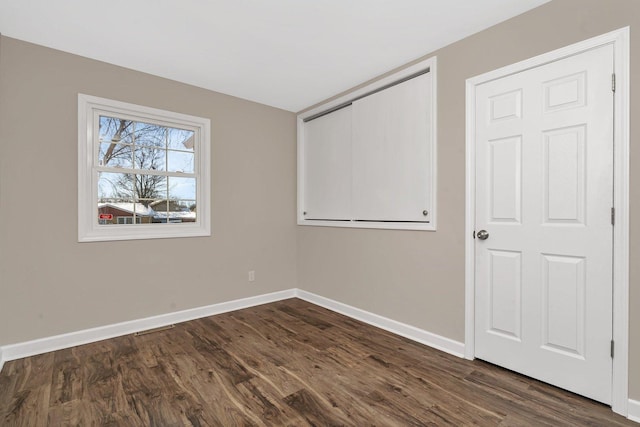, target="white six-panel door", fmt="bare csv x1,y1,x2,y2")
474,44,614,404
